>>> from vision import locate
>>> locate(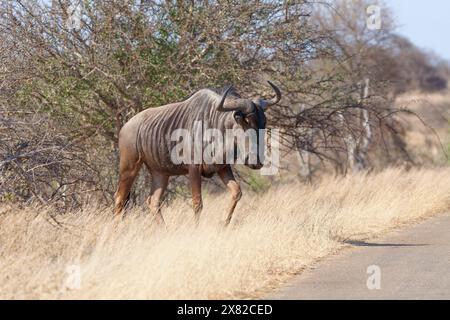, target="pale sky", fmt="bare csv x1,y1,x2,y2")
389,0,450,61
